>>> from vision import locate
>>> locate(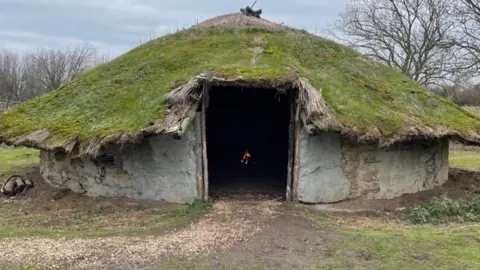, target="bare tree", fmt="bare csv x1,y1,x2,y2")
332,0,463,87
455,0,480,68
92,50,112,67
0,42,109,103
429,74,472,102
32,42,96,92
0,50,28,101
